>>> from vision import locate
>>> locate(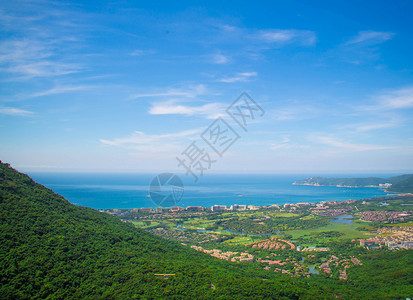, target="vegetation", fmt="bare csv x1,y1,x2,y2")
215,214,329,234
388,175,413,193
1,161,412,299
294,174,413,192
0,161,335,299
